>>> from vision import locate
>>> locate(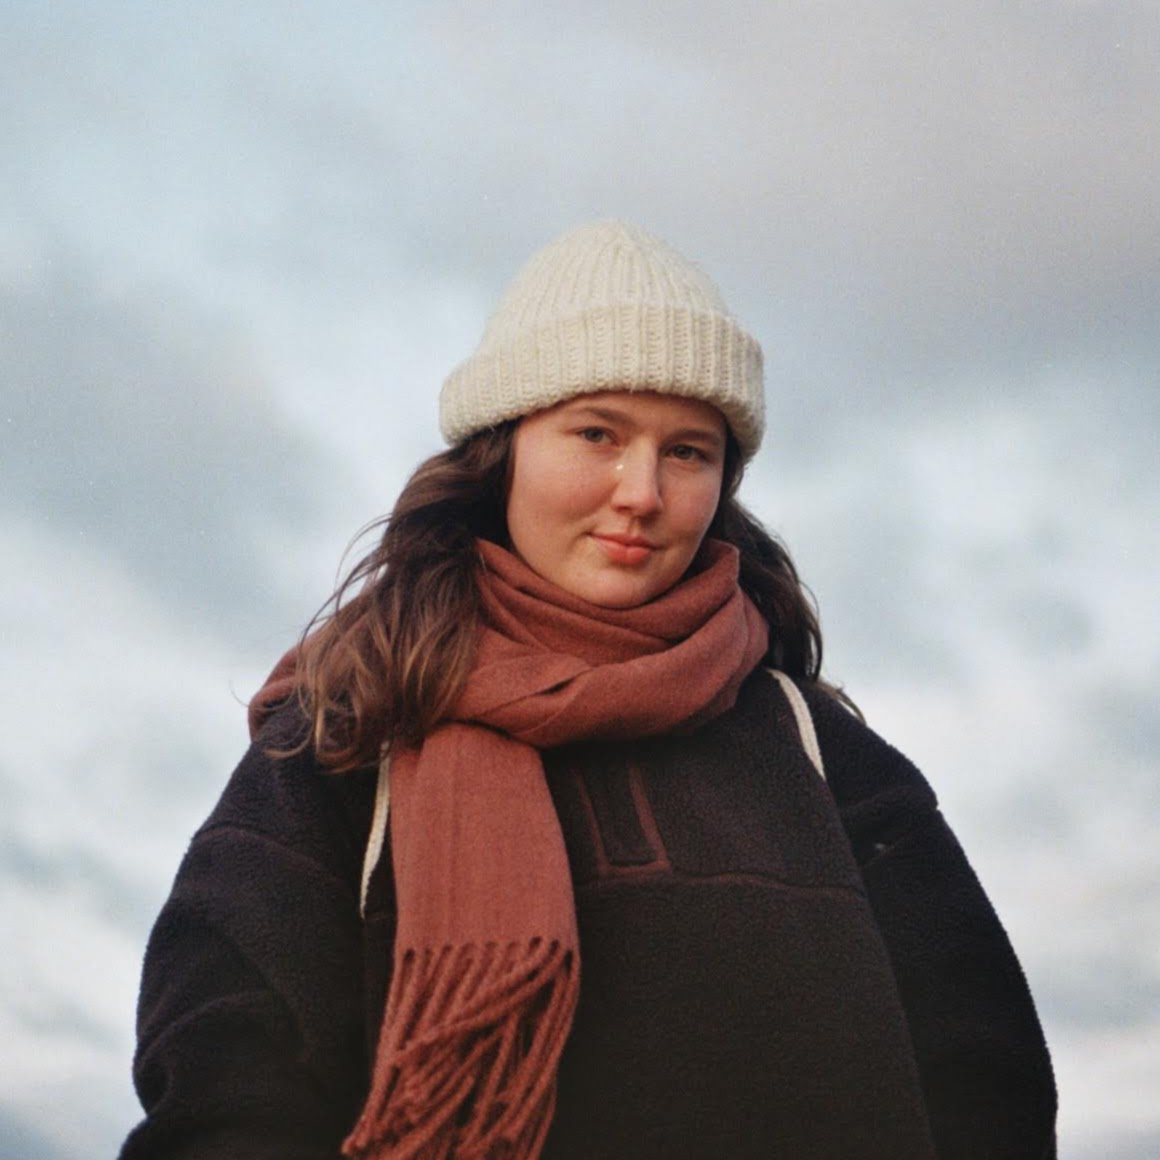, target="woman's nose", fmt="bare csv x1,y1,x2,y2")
610,447,663,515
